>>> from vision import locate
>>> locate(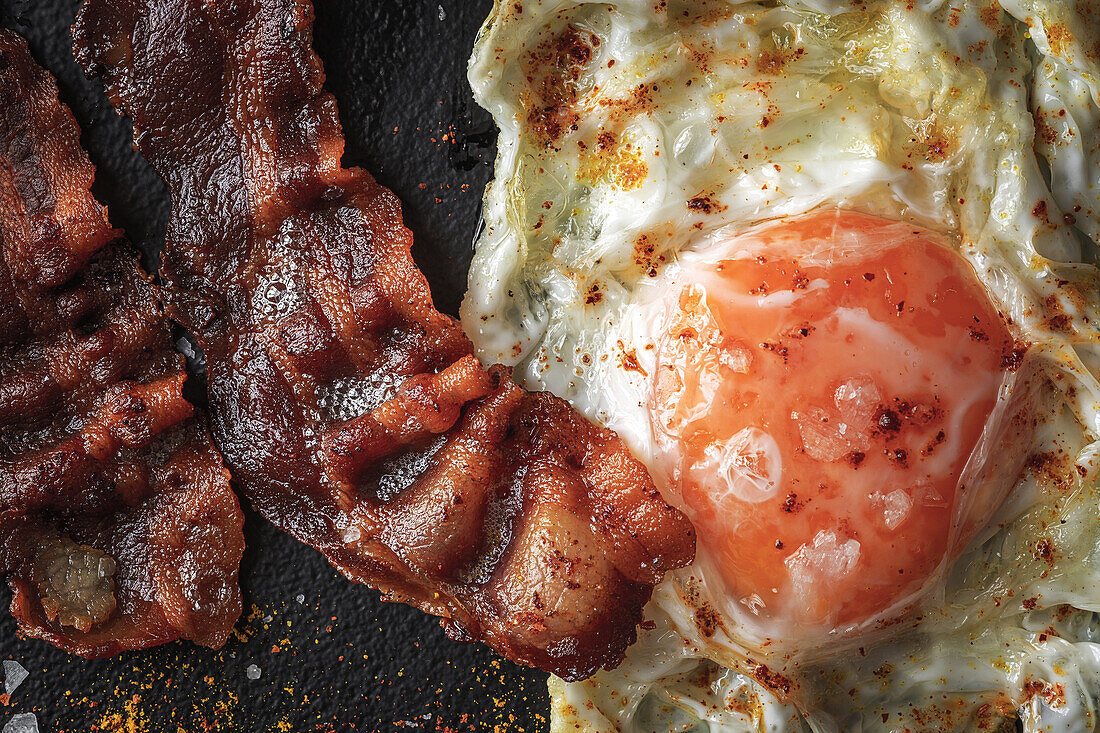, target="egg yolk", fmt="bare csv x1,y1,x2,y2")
649,210,1016,633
